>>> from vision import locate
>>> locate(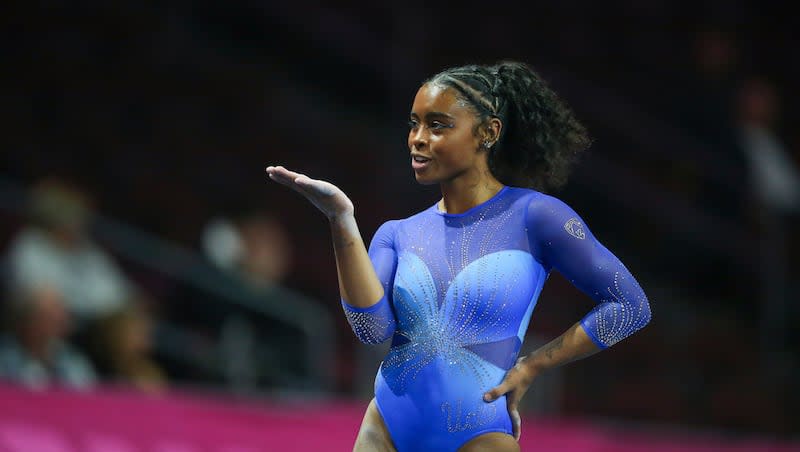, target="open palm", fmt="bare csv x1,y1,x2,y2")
265,166,354,220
